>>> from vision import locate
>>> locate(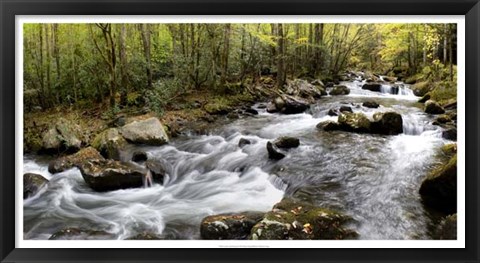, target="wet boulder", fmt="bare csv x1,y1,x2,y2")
285,79,325,99
250,198,357,240
244,108,259,115
200,212,265,240
434,214,457,240
132,151,148,162
339,106,353,113
120,117,169,146
238,138,252,148
441,143,457,156
77,159,149,192
337,112,371,133
145,159,168,184
418,93,431,103
327,109,339,116
329,85,350,96
273,136,300,149
24,173,48,199
432,115,451,125
280,96,309,114
442,127,457,141
419,154,457,214
266,141,286,160
362,101,380,108
49,228,113,240
316,121,341,131
48,147,104,174
266,102,278,113
371,112,403,135
412,81,431,97
361,83,382,92
425,100,445,114
41,118,83,153
91,128,128,160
